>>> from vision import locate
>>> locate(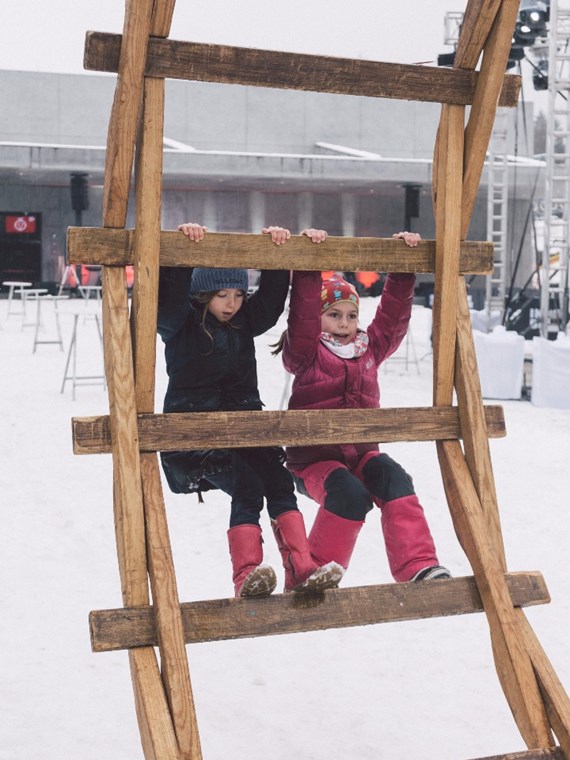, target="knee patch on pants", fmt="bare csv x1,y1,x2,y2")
362,453,415,503
323,468,373,521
